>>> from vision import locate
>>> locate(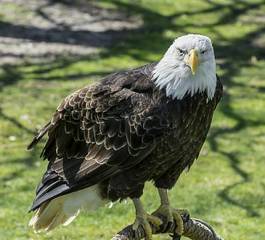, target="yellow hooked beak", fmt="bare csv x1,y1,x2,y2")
186,49,199,75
